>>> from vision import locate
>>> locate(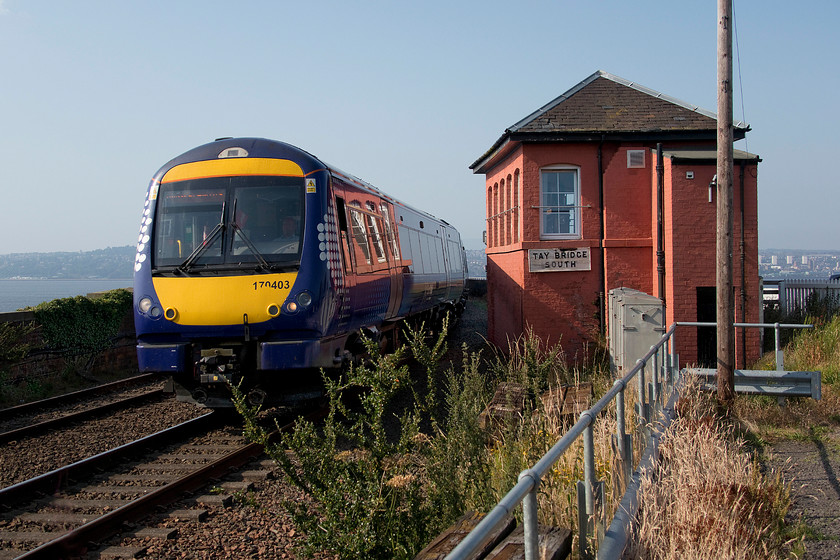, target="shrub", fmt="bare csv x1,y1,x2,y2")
32,289,132,355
